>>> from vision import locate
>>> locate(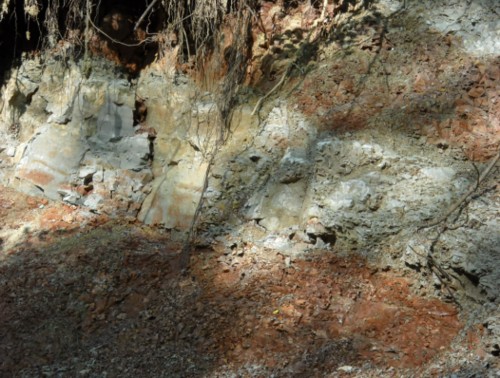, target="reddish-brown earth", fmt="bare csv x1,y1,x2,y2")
0,185,485,376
